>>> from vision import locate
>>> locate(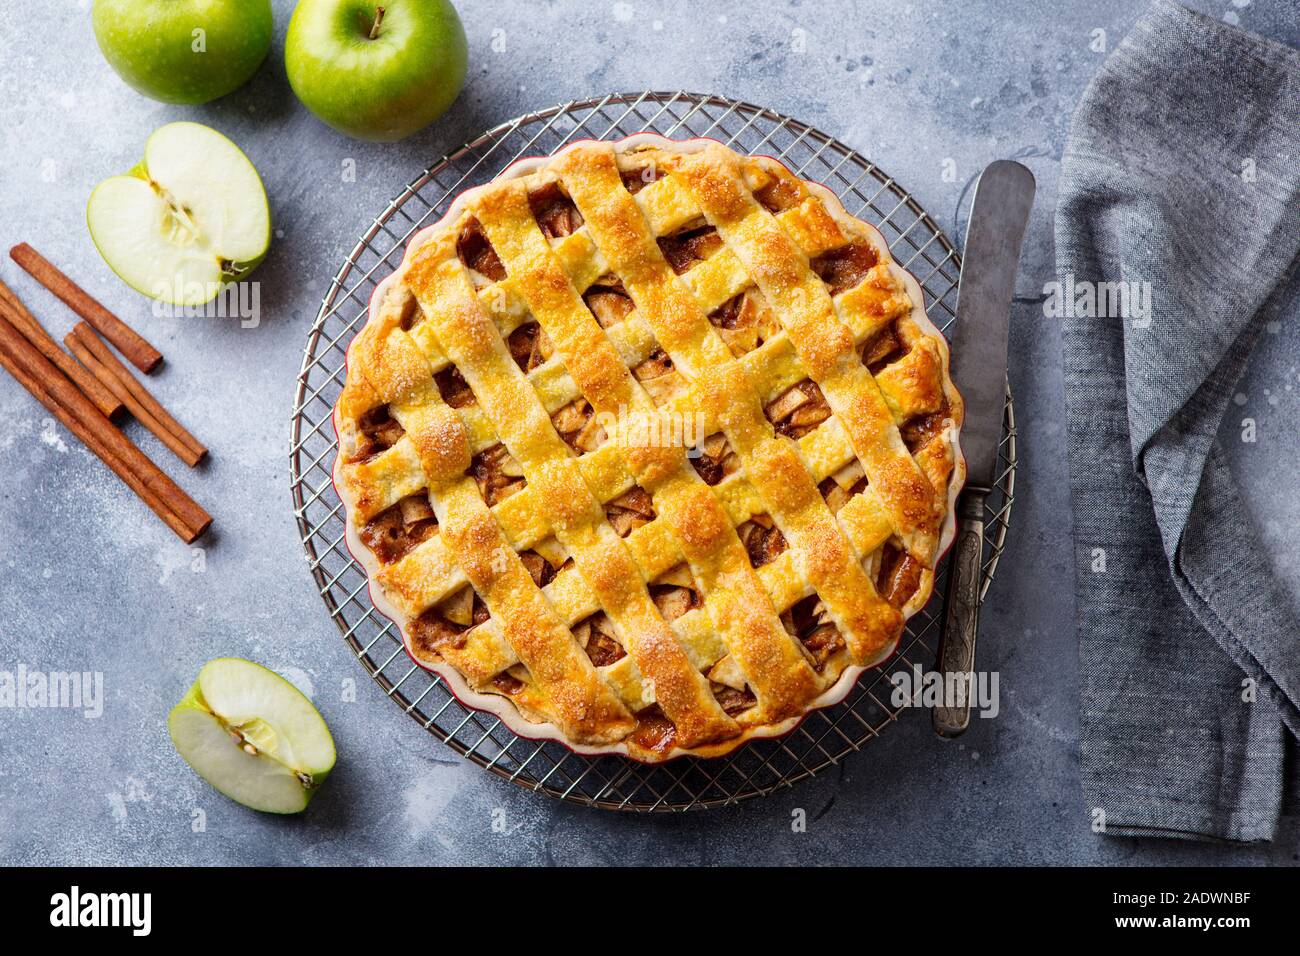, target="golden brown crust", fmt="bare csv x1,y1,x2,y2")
333,137,964,761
